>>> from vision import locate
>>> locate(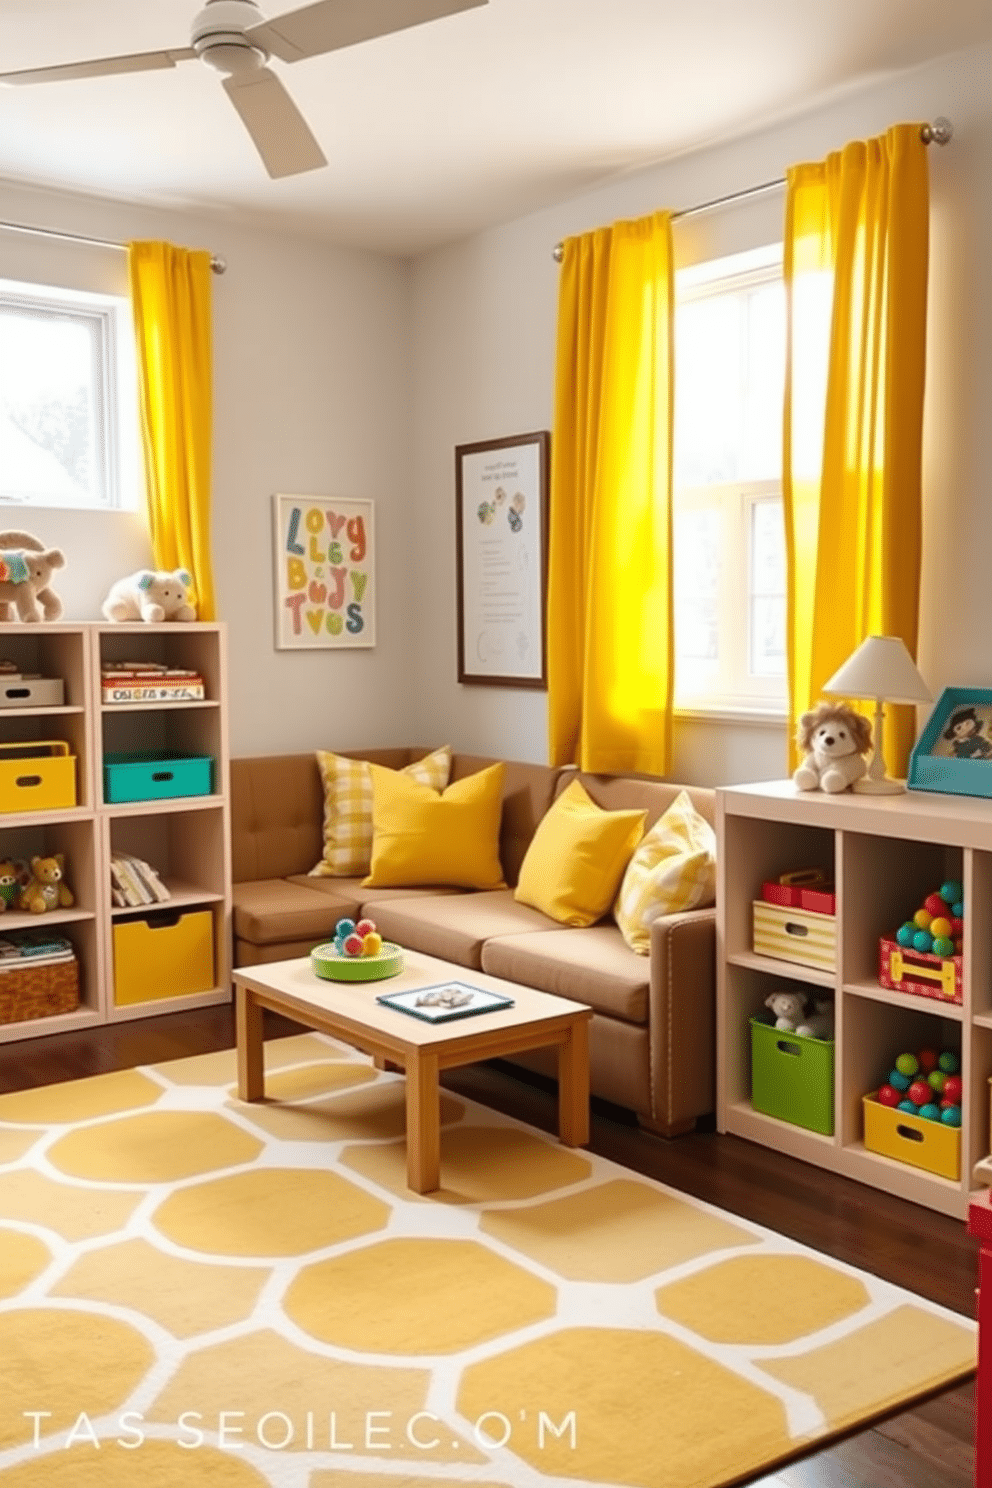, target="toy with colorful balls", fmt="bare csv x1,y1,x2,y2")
894,879,963,957
875,1046,962,1126
334,917,384,958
